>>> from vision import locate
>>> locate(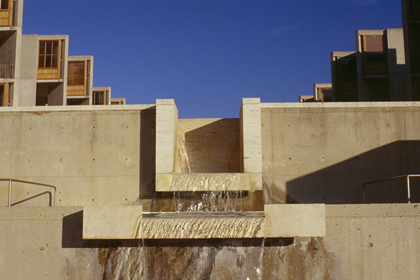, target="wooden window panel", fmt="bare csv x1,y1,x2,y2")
0,0,13,27
0,83,9,106
67,61,87,96
363,36,384,52
362,35,388,75
93,91,106,105
37,40,61,79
